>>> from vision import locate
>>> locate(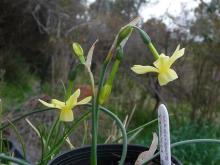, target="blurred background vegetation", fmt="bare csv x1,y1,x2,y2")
0,0,220,164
